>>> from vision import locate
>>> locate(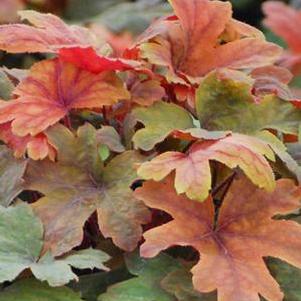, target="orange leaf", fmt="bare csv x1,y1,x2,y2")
0,58,129,136
138,133,275,201
135,175,301,301
0,10,95,53
0,122,55,160
138,0,281,79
